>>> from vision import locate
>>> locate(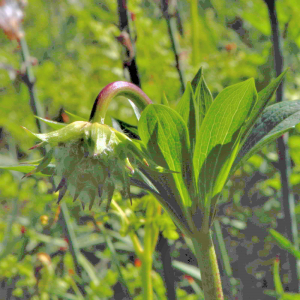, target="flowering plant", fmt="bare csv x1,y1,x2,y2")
5,68,300,300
